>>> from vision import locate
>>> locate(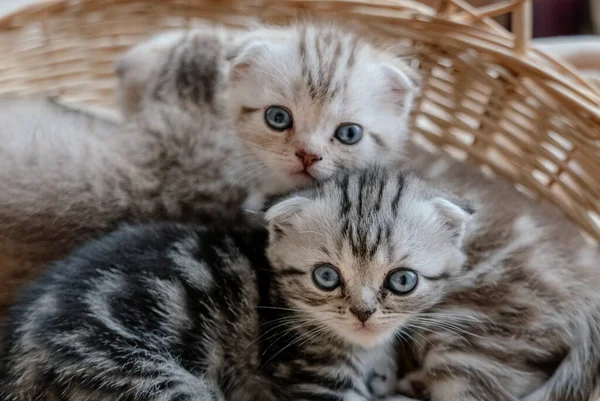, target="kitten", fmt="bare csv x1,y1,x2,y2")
0,168,454,401
0,23,419,297
116,23,419,199
3,166,597,401
393,151,600,401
